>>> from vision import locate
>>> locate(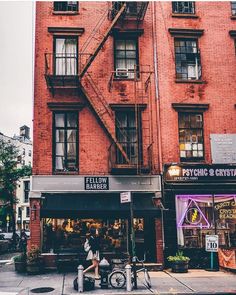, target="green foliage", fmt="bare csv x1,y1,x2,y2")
14,253,26,263
27,245,41,264
167,251,190,263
